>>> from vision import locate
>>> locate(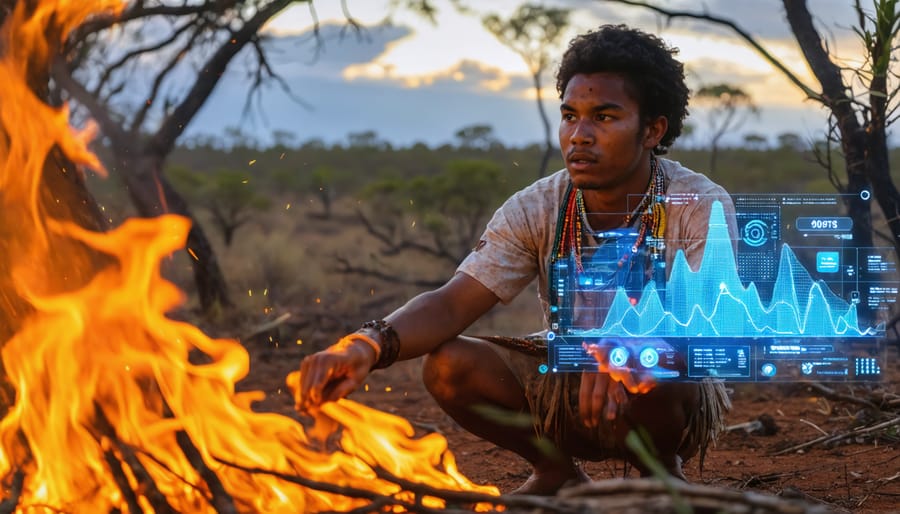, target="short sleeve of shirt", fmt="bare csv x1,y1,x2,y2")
457,196,539,304
455,171,567,305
